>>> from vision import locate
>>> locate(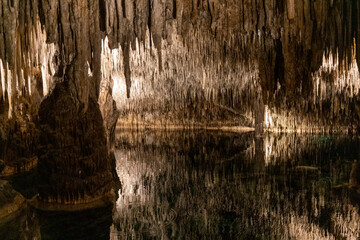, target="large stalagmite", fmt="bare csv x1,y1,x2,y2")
0,0,115,204
0,0,359,204
35,1,117,204
38,81,113,204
